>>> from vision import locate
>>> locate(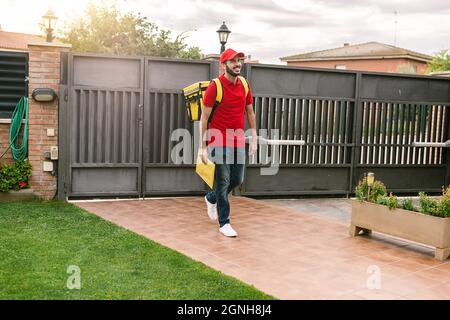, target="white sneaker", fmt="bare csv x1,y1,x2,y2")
204,196,218,220
219,224,238,237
